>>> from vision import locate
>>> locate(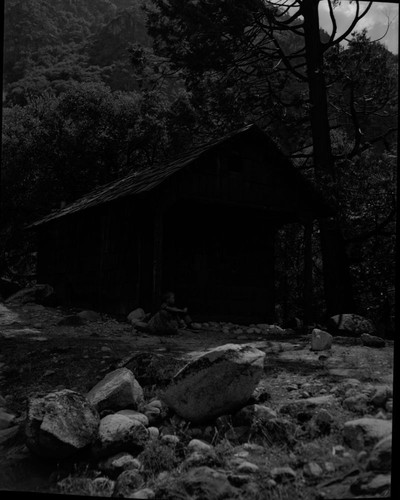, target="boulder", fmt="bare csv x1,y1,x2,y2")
25,389,100,459
87,368,144,412
92,414,149,458
343,418,392,451
98,452,141,478
366,435,392,471
350,472,391,496
327,314,375,336
310,329,332,351
5,284,55,306
360,333,386,348
161,344,265,423
113,469,145,497
127,308,146,325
